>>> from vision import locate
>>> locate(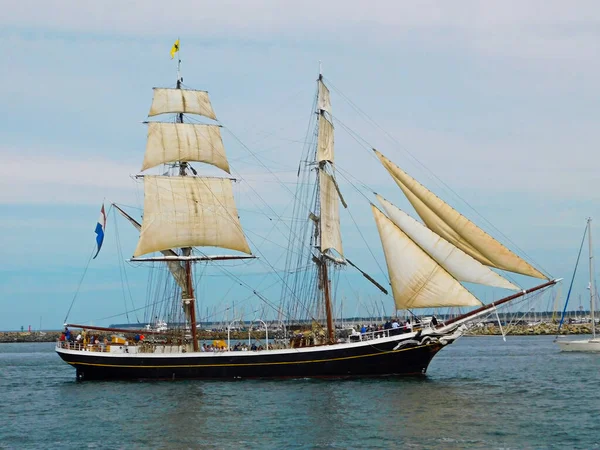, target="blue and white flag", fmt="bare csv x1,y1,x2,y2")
93,204,107,259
